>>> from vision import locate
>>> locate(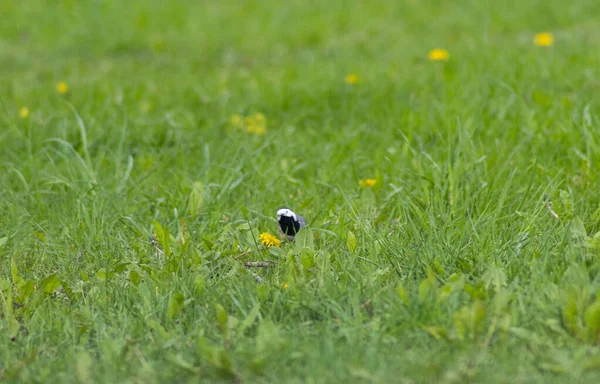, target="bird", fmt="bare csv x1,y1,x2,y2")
276,208,306,241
